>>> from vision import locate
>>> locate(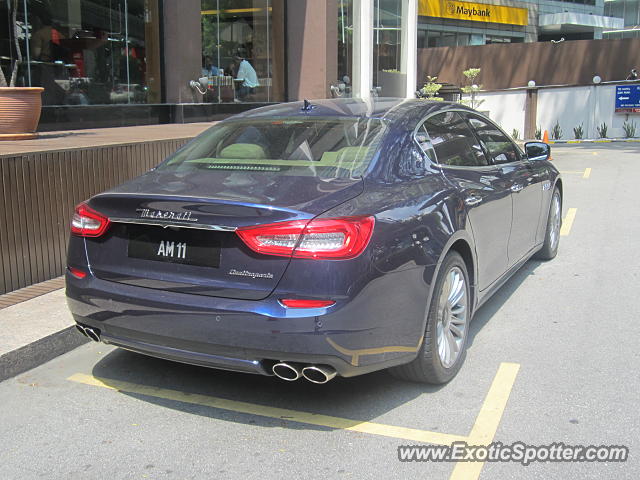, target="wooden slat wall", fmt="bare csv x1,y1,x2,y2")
0,138,190,295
